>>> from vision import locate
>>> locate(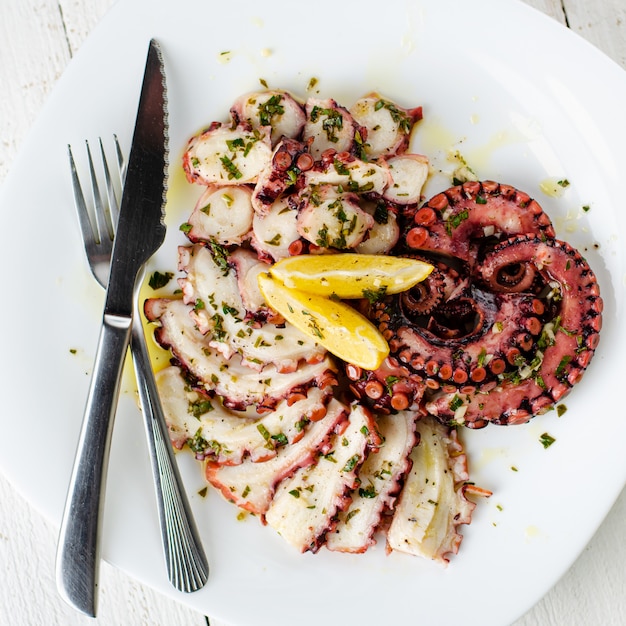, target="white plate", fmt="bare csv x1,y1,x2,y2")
1,1,625,624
